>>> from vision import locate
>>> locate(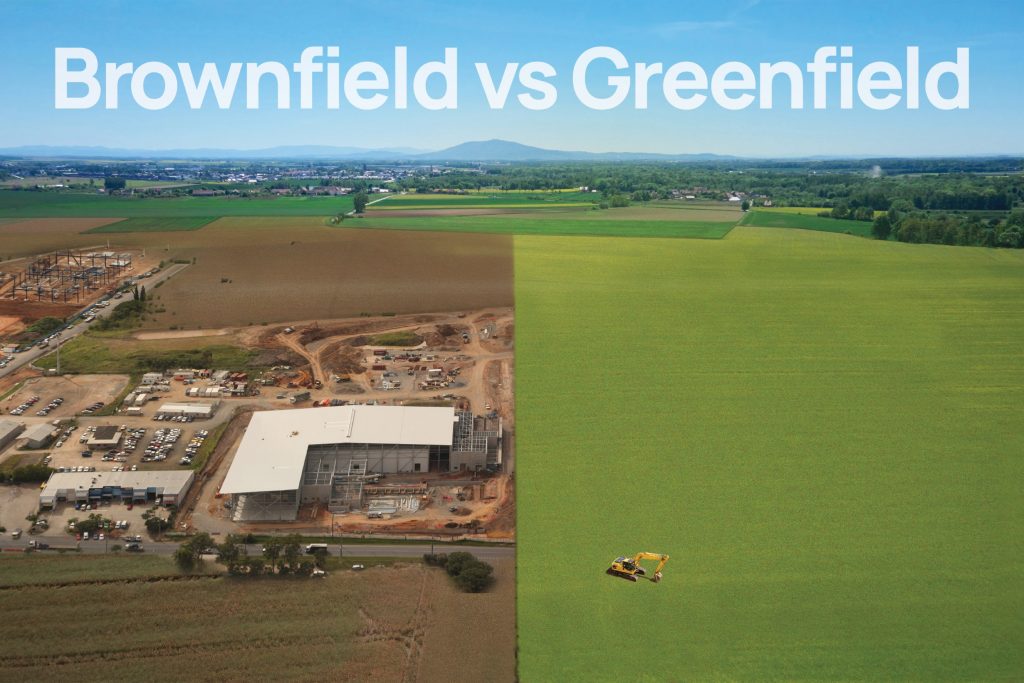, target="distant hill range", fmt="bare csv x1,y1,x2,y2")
0,140,1018,163
0,139,737,162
